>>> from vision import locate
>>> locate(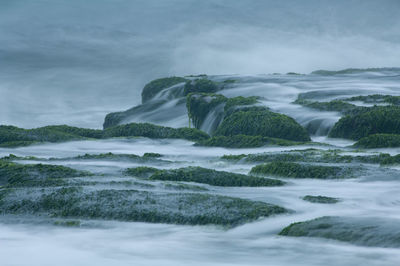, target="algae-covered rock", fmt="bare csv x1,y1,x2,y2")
250,162,353,179
0,122,210,148
0,186,287,228
103,122,210,142
124,166,159,178
294,99,358,114
353,134,400,148
183,78,219,95
380,154,400,165
329,106,400,140
0,161,92,187
311,67,400,75
302,195,339,204
222,149,388,164
214,110,310,142
344,94,400,106
279,216,400,248
141,77,188,103
186,93,261,134
126,166,284,187
196,135,304,148
0,125,102,147
186,93,227,130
